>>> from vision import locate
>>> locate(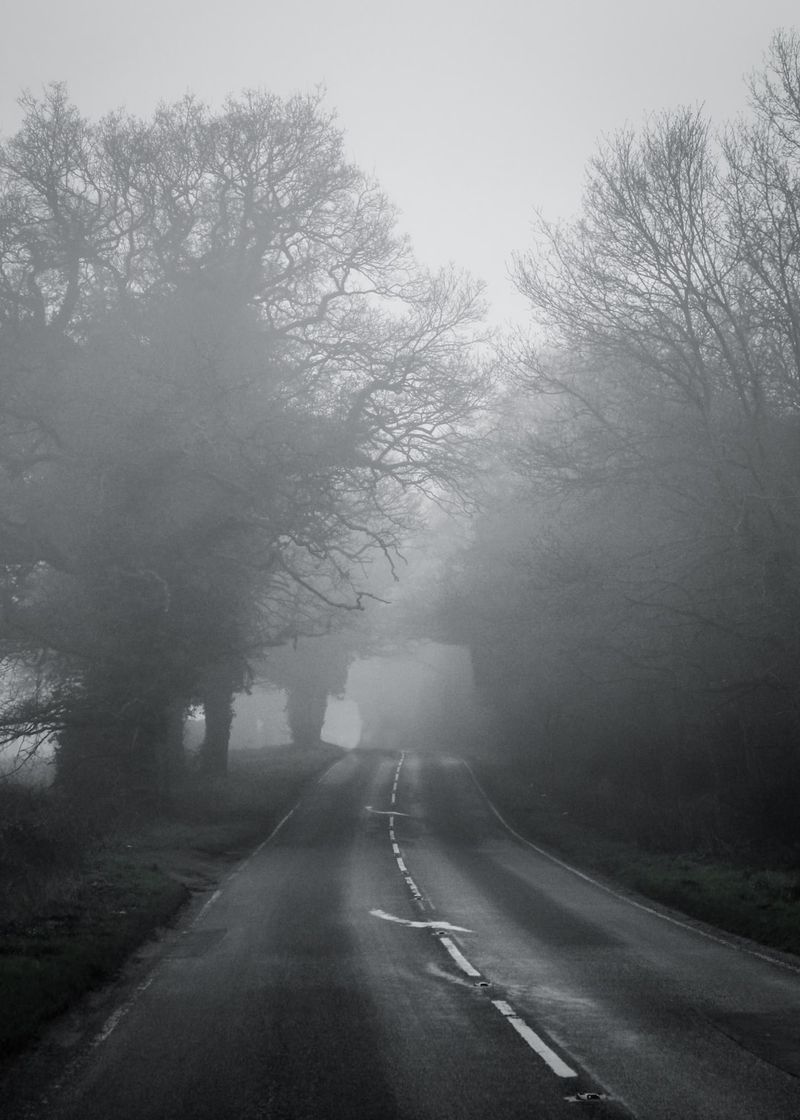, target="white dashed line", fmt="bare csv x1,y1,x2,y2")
439,936,481,977
376,754,591,1089
491,1000,577,1078
404,874,425,902
385,754,586,1083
